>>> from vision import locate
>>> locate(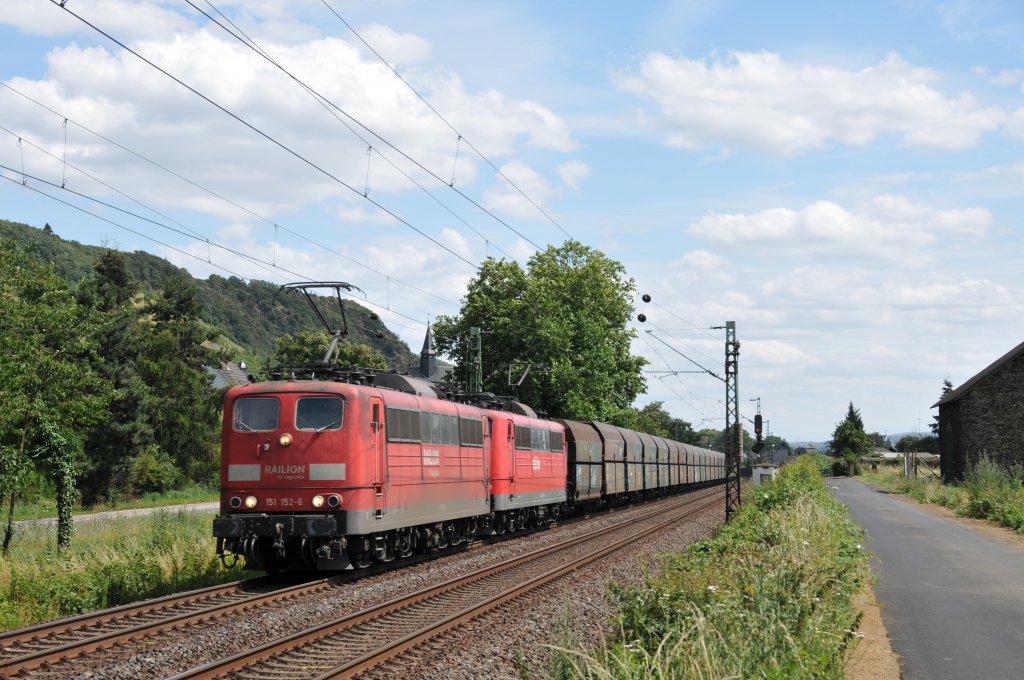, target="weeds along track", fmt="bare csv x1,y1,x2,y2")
171,487,721,680
0,573,324,675
0,538,507,675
